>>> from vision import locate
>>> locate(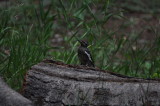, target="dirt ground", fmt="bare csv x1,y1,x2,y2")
105,13,160,41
